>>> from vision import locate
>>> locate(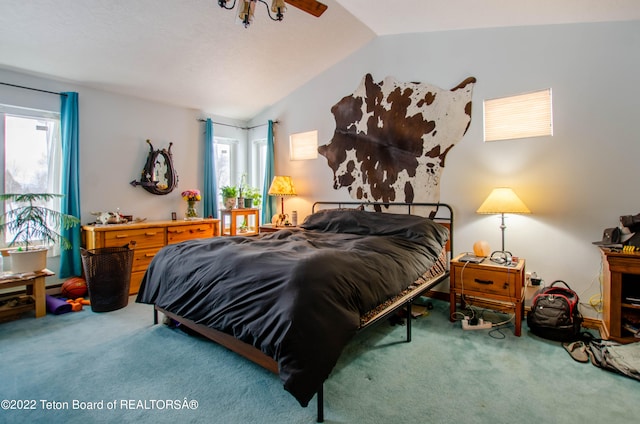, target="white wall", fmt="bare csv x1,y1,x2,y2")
2,21,638,318
0,68,248,224
251,21,640,319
